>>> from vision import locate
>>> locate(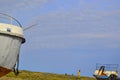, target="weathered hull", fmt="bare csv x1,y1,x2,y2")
0,34,22,77
0,66,11,77
0,13,25,77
